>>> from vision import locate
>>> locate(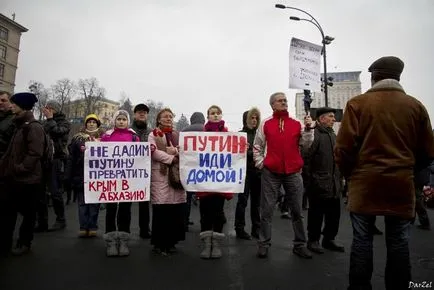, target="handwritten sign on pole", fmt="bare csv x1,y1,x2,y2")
179,132,247,193
84,142,151,203
288,37,322,92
